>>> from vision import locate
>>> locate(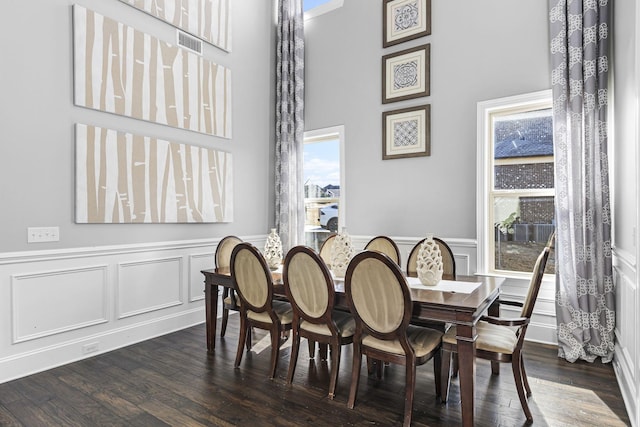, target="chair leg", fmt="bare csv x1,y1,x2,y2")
319,343,328,361
491,360,500,375
520,354,532,396
234,315,248,368
433,349,442,399
268,324,282,380
403,359,416,427
440,349,452,403
452,353,459,377
221,308,229,338
308,339,316,359
286,328,301,385
328,343,341,400
348,343,362,409
512,352,533,422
